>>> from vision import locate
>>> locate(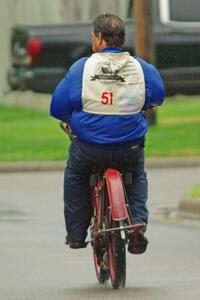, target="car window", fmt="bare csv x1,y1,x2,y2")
159,0,200,26
169,0,200,22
